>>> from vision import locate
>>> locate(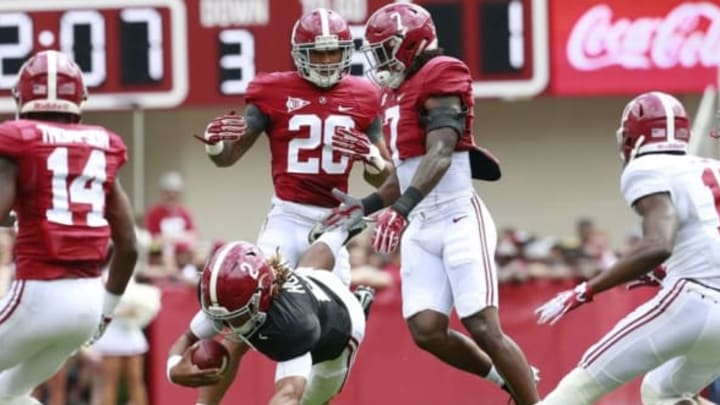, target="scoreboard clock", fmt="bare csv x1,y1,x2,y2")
0,0,548,112
0,0,188,112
